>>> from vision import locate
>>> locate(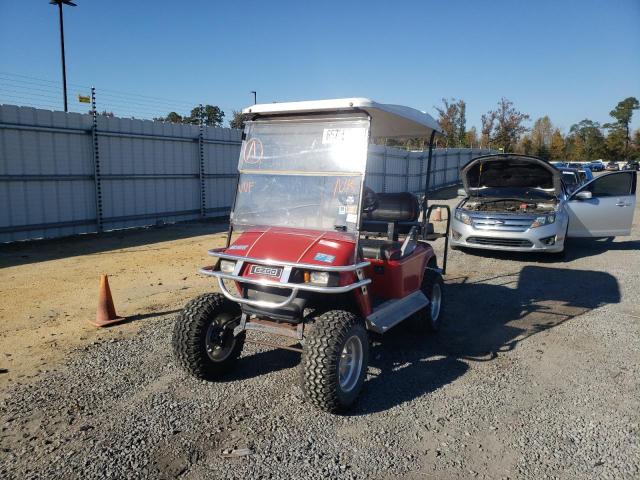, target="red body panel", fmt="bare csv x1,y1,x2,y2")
364,244,431,299
229,227,356,266
224,227,435,317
